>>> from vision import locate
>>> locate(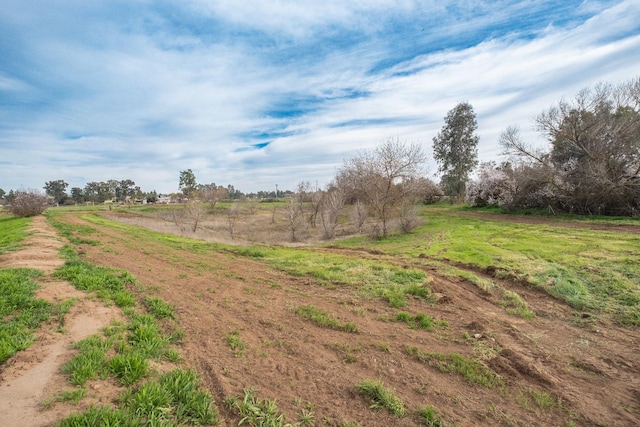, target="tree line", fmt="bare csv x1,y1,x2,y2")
2,76,638,222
